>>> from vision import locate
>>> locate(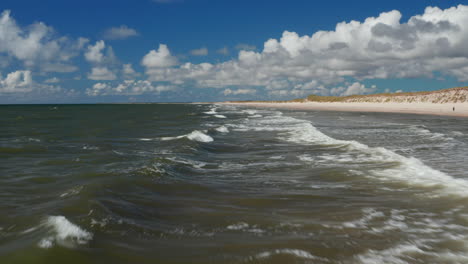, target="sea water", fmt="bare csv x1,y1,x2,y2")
1,103,468,263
